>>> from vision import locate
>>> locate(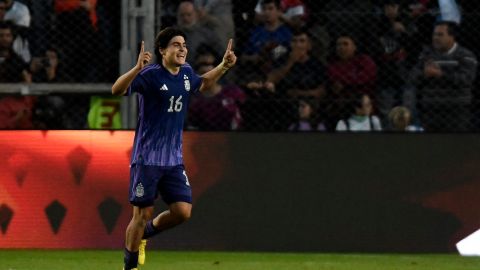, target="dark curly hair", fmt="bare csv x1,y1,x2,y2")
154,27,187,62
